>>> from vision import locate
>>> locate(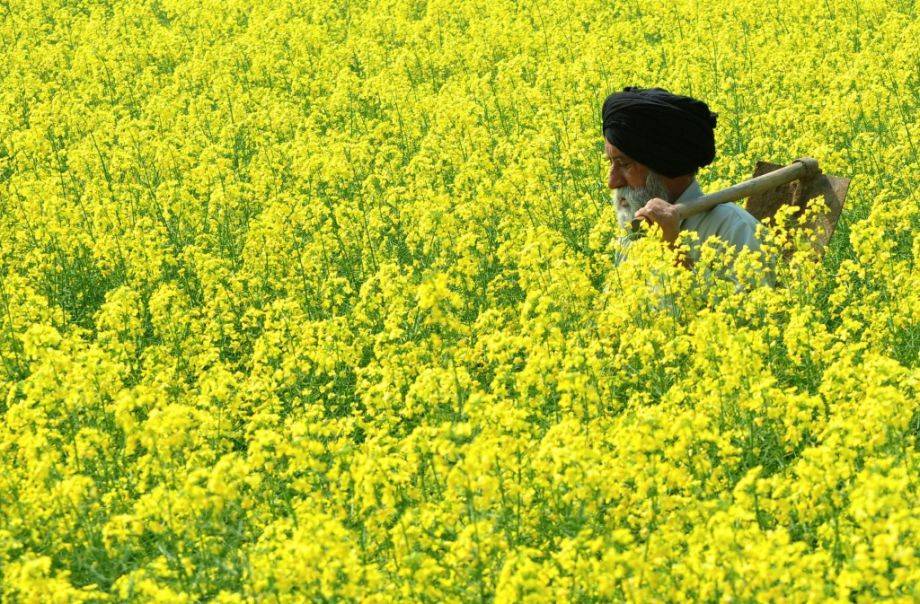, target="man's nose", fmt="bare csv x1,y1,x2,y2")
608,165,626,189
